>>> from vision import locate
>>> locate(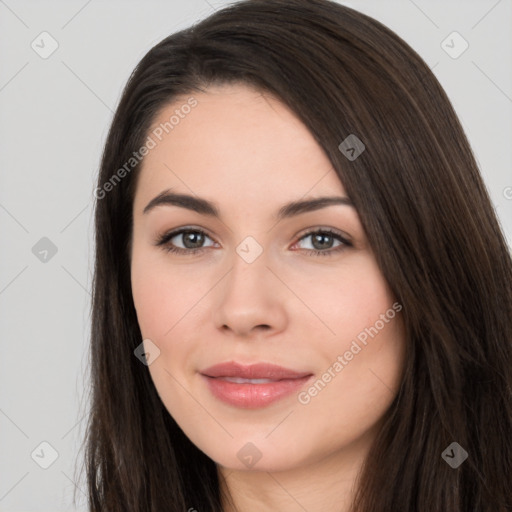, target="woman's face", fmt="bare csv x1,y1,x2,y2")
130,83,406,472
